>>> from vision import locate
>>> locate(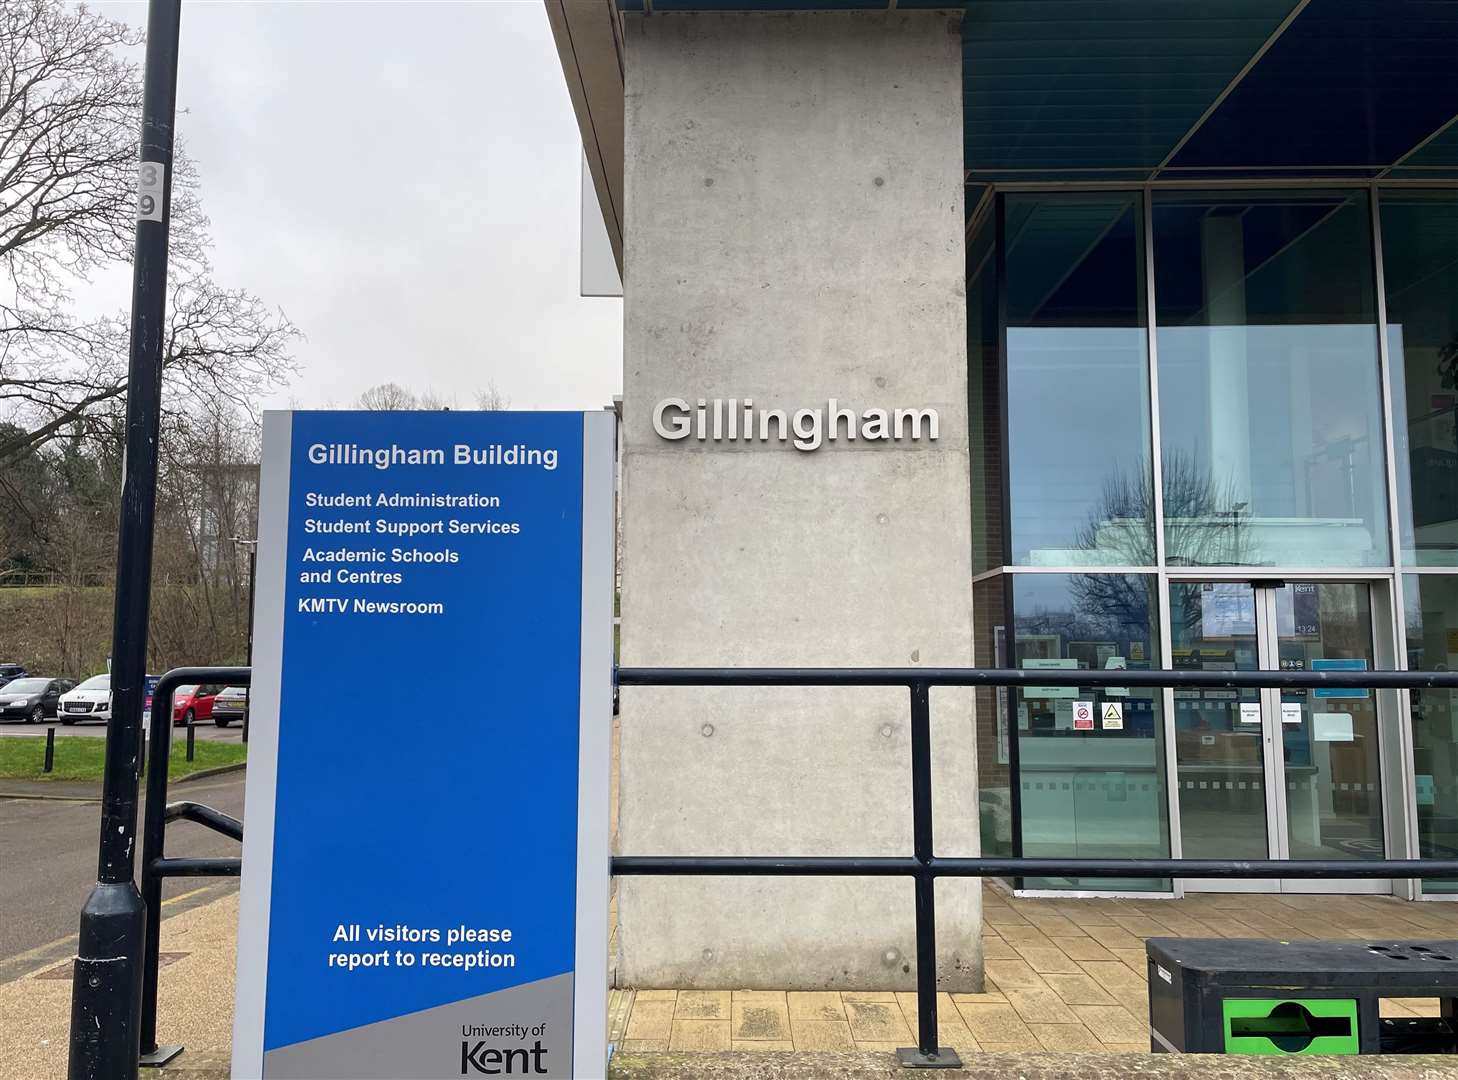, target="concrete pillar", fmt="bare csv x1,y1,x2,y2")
617,12,979,991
